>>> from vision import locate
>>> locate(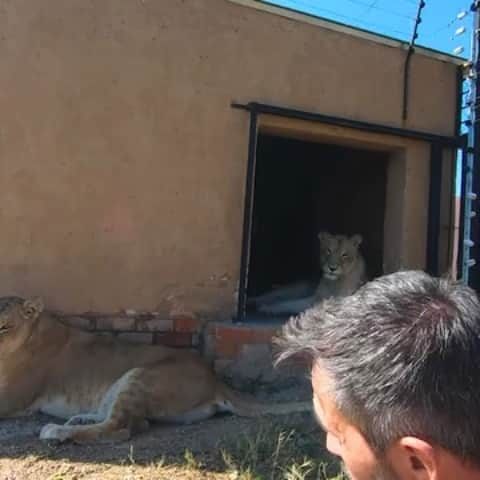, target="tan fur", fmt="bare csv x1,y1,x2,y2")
0,297,310,444
256,232,367,315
